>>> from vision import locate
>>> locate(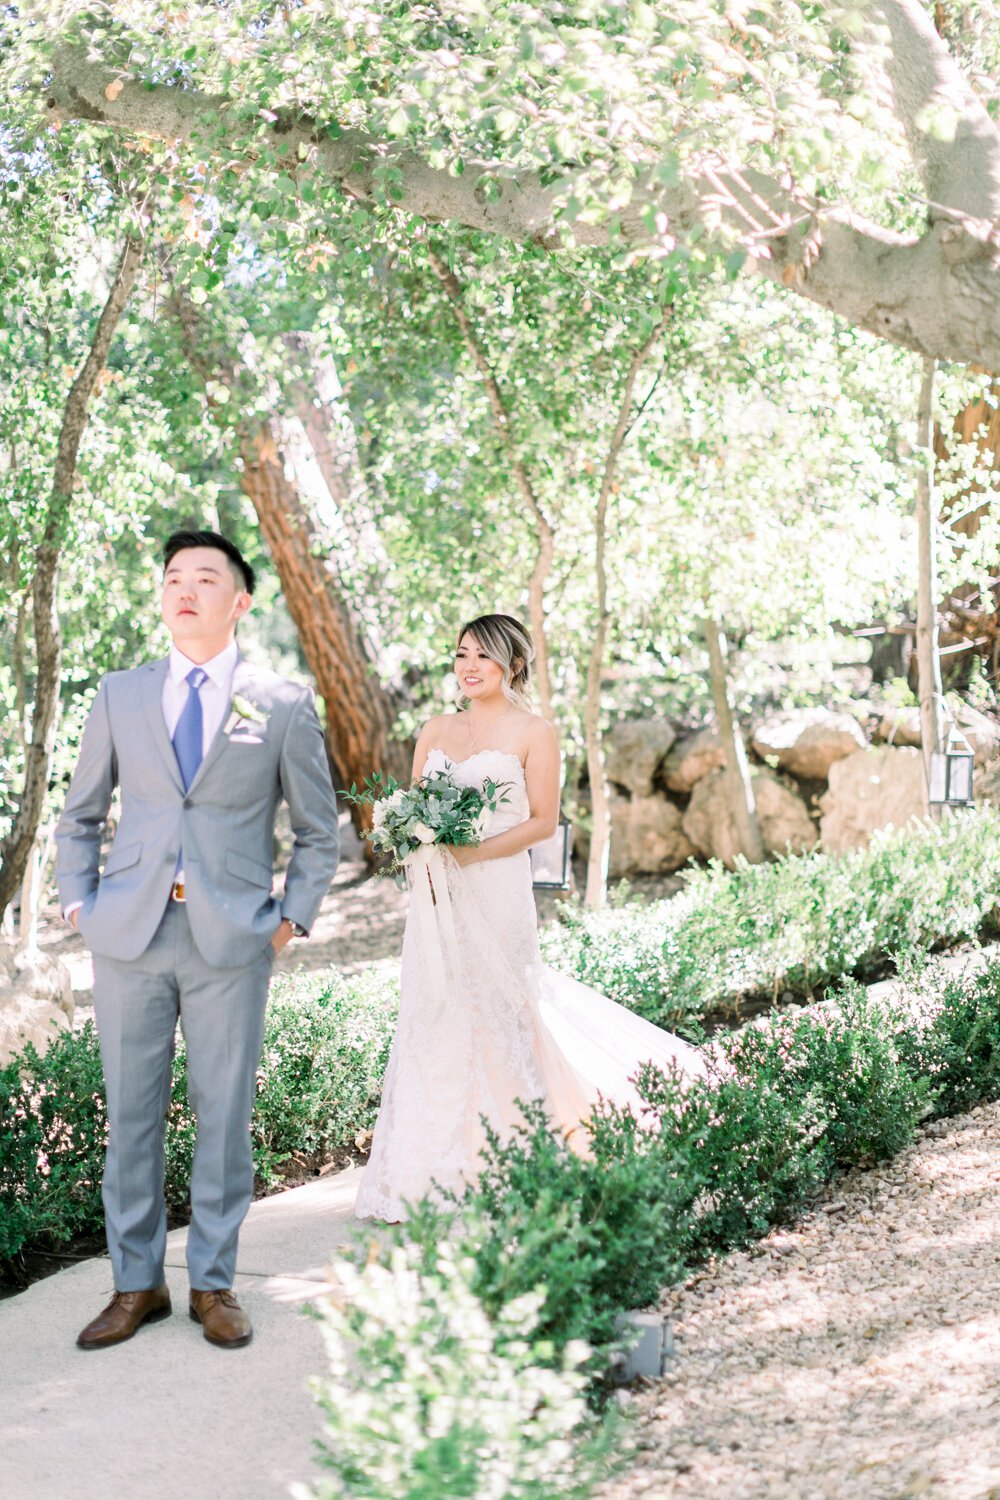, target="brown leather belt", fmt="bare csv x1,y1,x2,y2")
171,881,186,903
